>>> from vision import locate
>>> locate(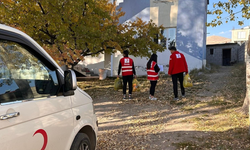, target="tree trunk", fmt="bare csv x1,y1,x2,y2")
242,58,249,114
242,93,249,114
241,45,250,134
